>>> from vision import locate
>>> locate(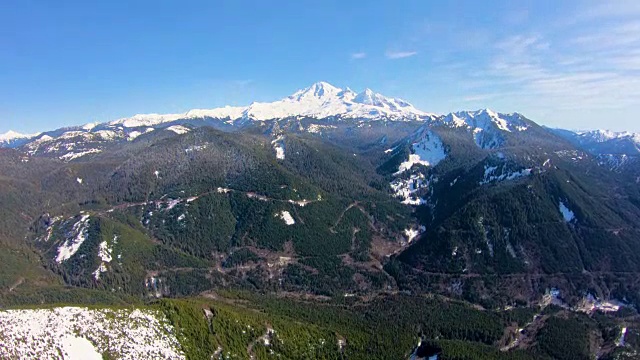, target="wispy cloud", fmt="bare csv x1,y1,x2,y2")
468,5,640,114
233,79,253,86
385,50,417,59
463,94,498,102
351,52,367,59
575,2,640,21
